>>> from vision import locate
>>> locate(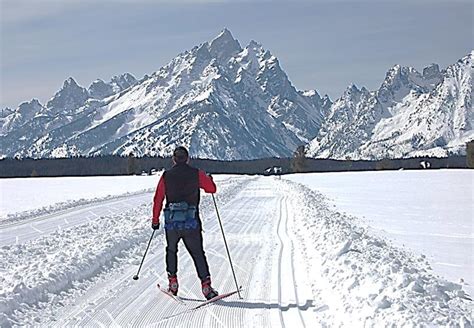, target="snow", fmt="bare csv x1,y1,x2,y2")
285,169,474,295
0,173,471,326
1,30,329,160
309,51,473,160
0,175,160,220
